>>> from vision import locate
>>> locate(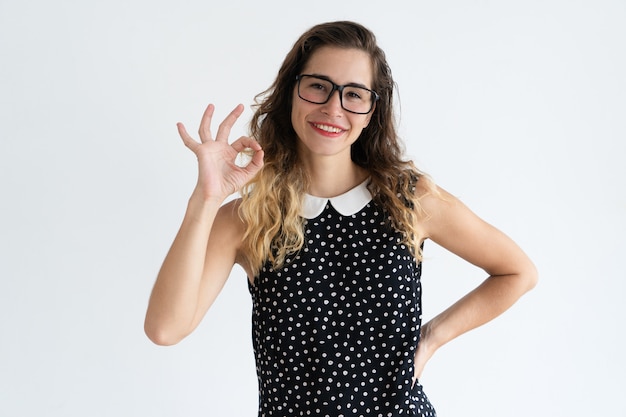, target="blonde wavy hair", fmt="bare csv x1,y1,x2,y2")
239,21,435,277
